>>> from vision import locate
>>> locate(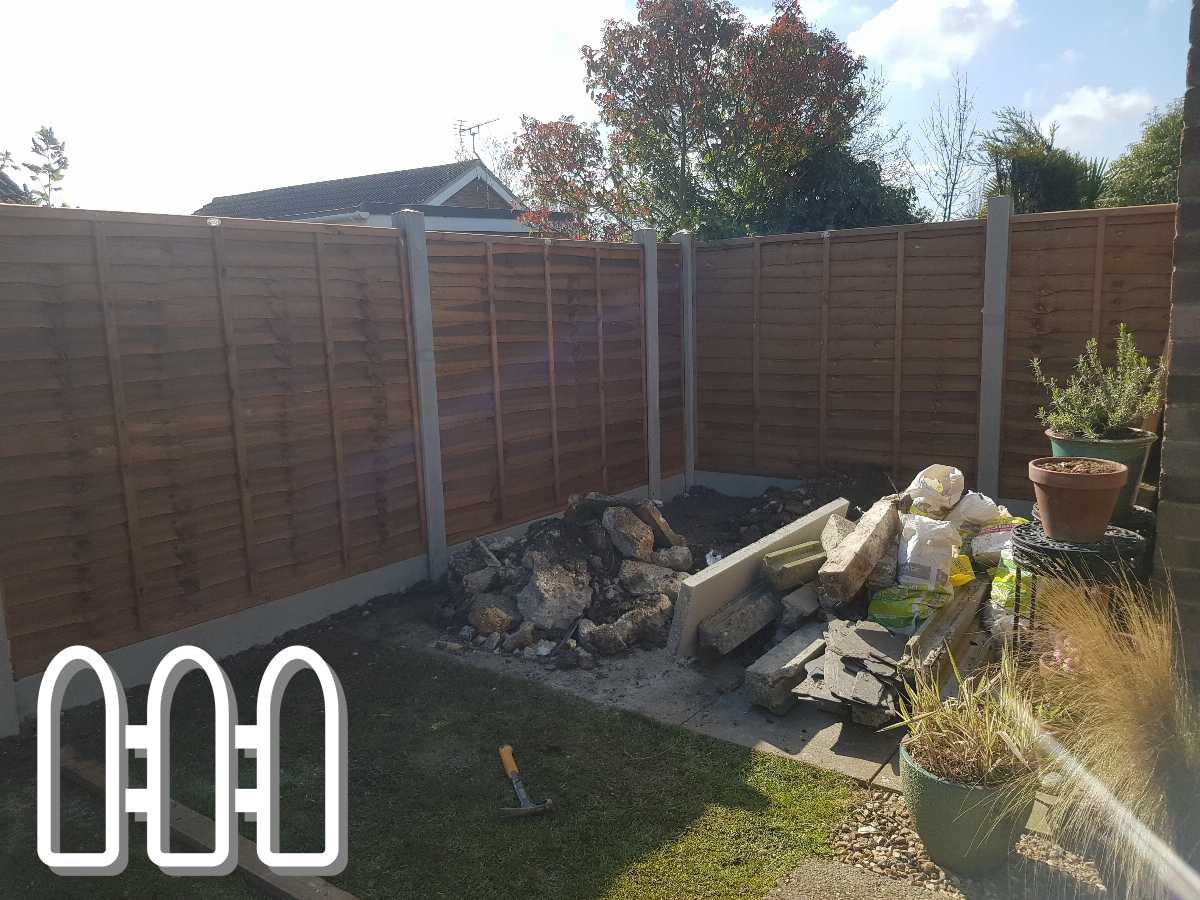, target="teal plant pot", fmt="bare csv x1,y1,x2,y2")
1046,428,1157,523
899,744,1033,875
